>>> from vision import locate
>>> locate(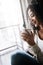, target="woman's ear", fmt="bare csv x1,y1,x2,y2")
39,24,43,29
